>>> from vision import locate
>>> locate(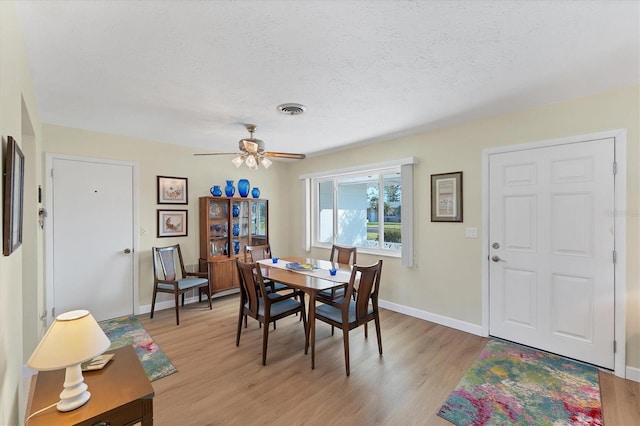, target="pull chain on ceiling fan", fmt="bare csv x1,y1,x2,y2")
194,124,306,170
